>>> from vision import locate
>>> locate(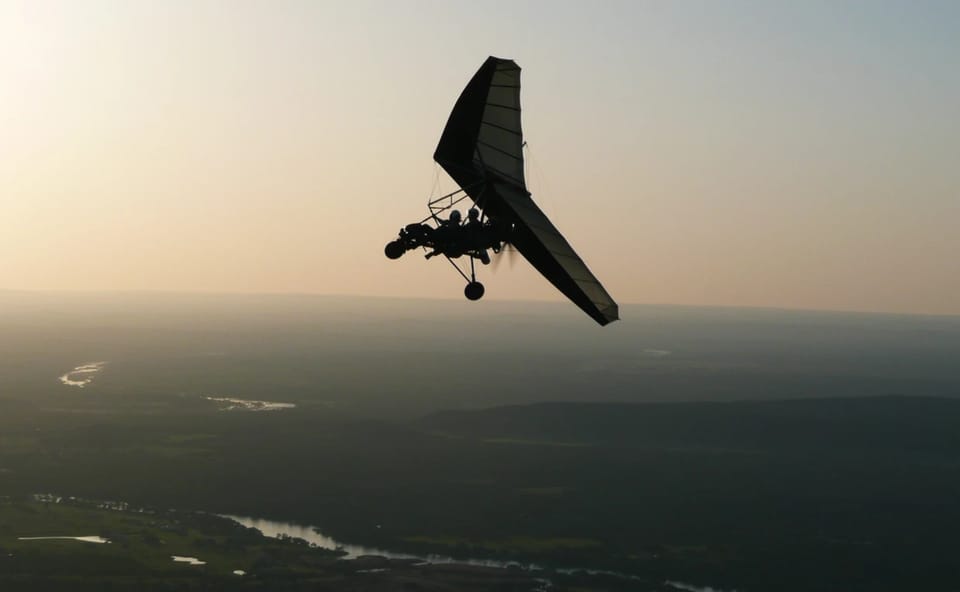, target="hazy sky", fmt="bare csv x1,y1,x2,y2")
1,1,957,315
